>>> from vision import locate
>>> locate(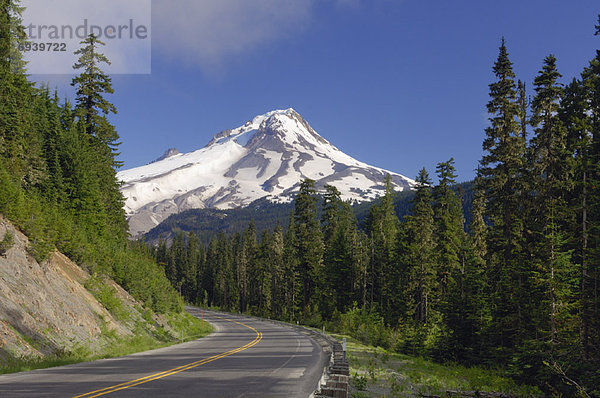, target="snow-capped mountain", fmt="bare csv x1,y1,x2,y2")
118,109,414,237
